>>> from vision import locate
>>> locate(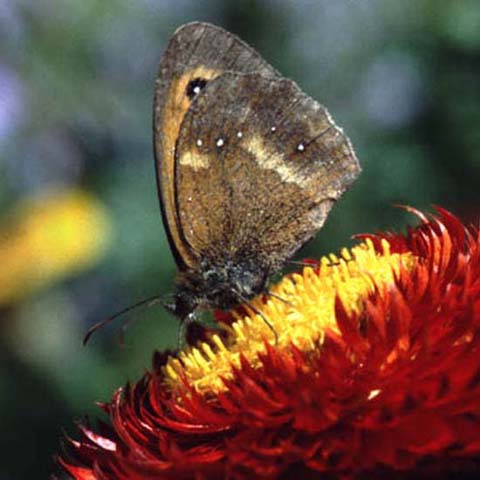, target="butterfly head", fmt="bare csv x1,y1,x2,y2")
170,256,269,320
